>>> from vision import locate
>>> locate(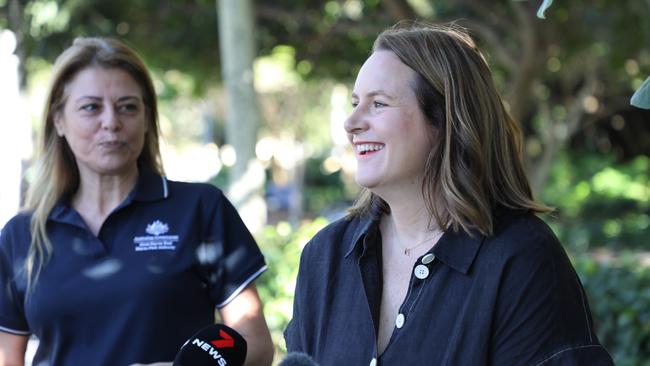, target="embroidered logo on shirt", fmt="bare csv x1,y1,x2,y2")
146,220,169,236
134,220,179,251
